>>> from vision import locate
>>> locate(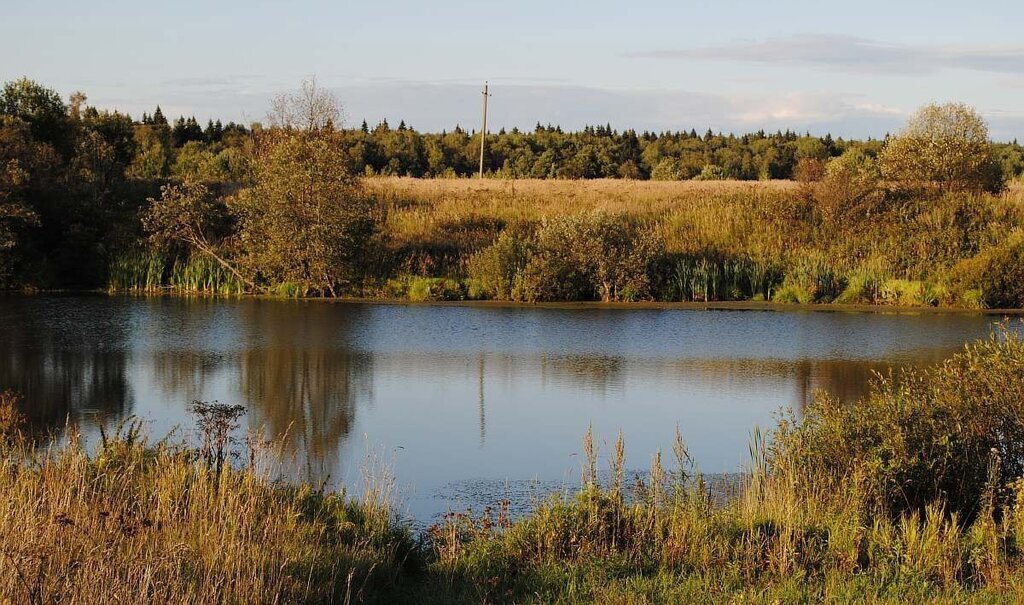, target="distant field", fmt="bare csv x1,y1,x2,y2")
368,176,796,217
368,177,799,258
360,176,1024,308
